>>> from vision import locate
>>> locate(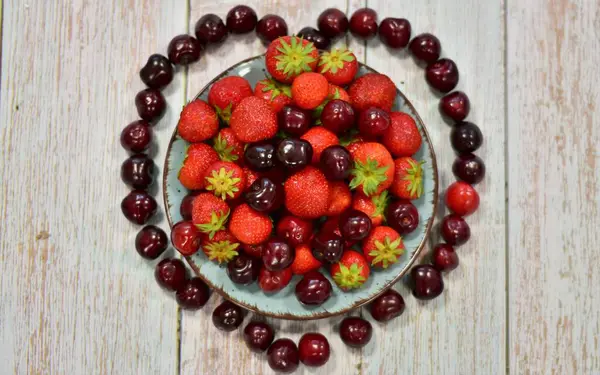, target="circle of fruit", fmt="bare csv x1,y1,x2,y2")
121,6,484,372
